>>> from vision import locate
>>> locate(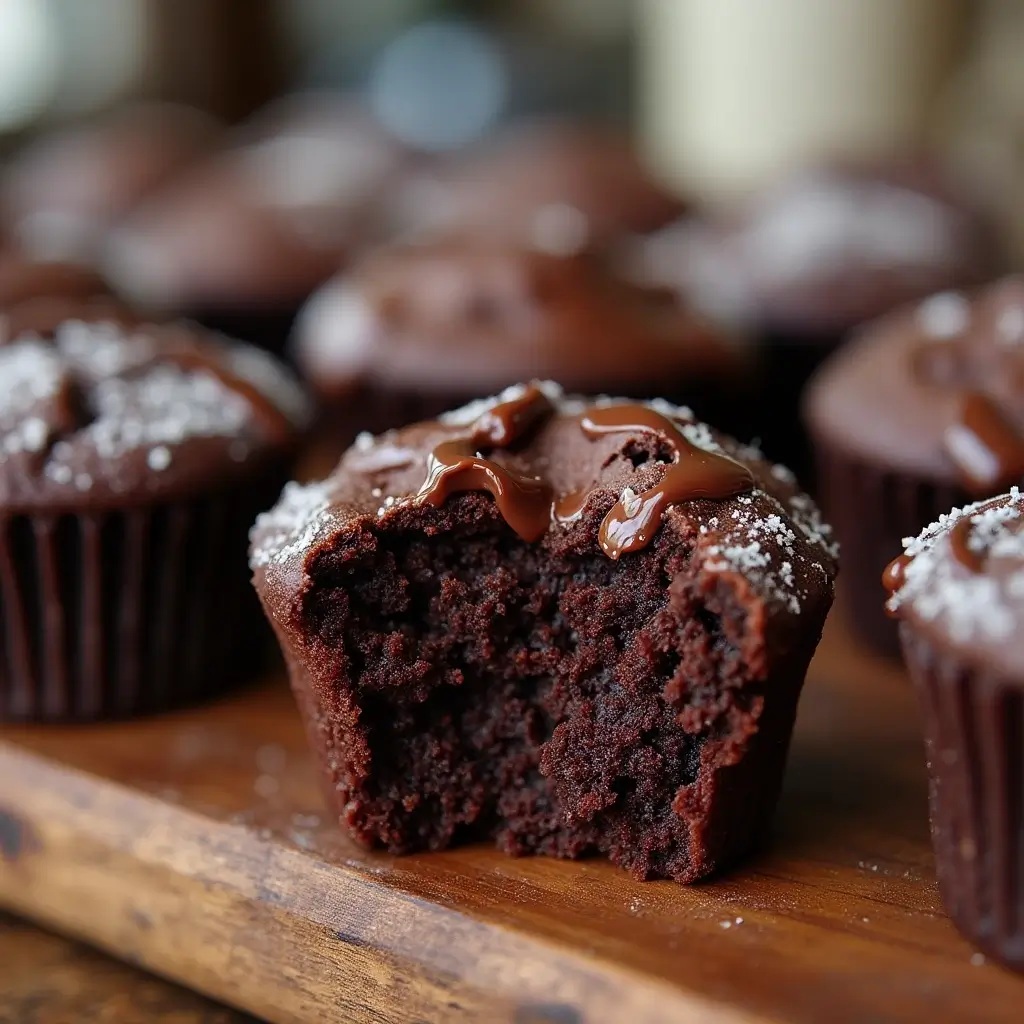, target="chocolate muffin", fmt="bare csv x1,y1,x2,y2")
640,165,1000,471
0,308,310,721
390,118,683,249
885,488,1024,970
292,233,749,465
806,275,1024,655
250,382,837,882
1,103,220,263
0,252,125,341
102,94,407,352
